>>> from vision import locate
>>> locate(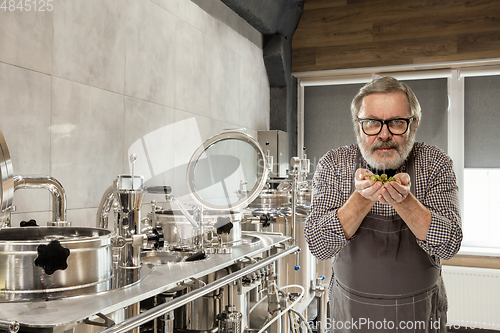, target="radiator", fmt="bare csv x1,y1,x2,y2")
442,266,500,331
